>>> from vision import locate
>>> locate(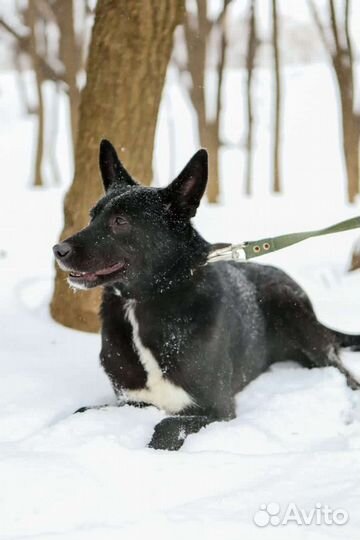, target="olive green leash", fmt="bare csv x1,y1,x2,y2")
206,216,360,264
